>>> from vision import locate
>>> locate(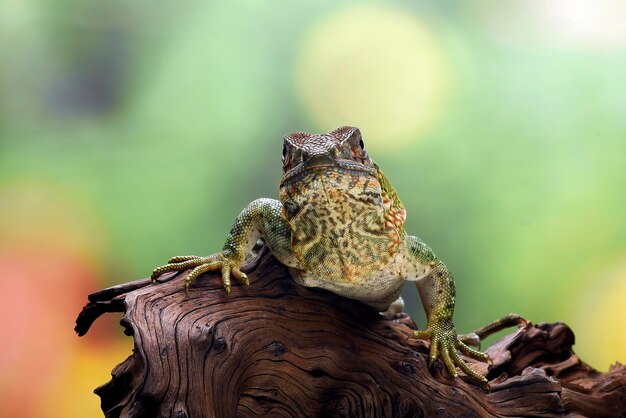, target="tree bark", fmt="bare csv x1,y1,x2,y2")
76,247,626,417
